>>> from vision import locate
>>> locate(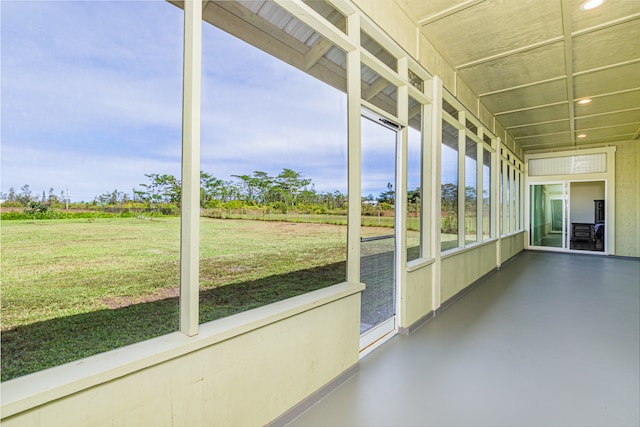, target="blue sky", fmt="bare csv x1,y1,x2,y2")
2,0,360,202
